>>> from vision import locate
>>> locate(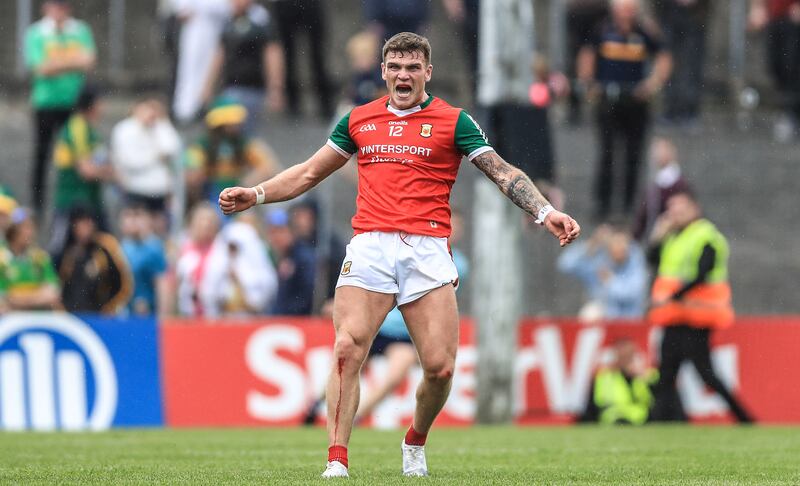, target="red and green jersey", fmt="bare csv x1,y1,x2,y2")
327,95,493,238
